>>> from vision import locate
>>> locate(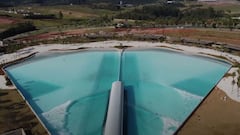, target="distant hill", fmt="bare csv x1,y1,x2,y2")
0,0,160,6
